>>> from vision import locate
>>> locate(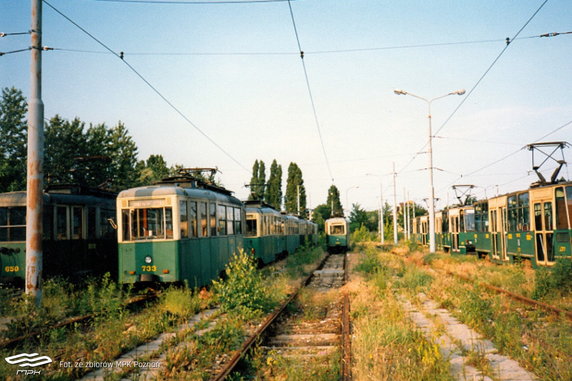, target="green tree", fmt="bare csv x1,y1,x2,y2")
137,154,170,185
248,160,266,201
107,122,139,190
311,203,330,232
326,185,343,217
264,159,282,210
0,87,27,191
284,162,306,217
